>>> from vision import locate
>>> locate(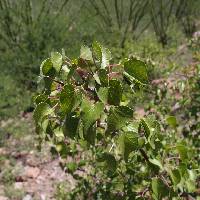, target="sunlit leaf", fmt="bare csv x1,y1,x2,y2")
92,41,102,61
51,52,62,72
118,131,138,161
124,58,148,85
170,169,181,186
149,158,163,170
176,144,188,161
166,116,177,128
60,84,75,114
81,98,104,143
34,94,48,105
33,102,53,123
101,46,111,69
92,41,112,68
41,58,54,76
80,45,93,61
97,87,108,104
